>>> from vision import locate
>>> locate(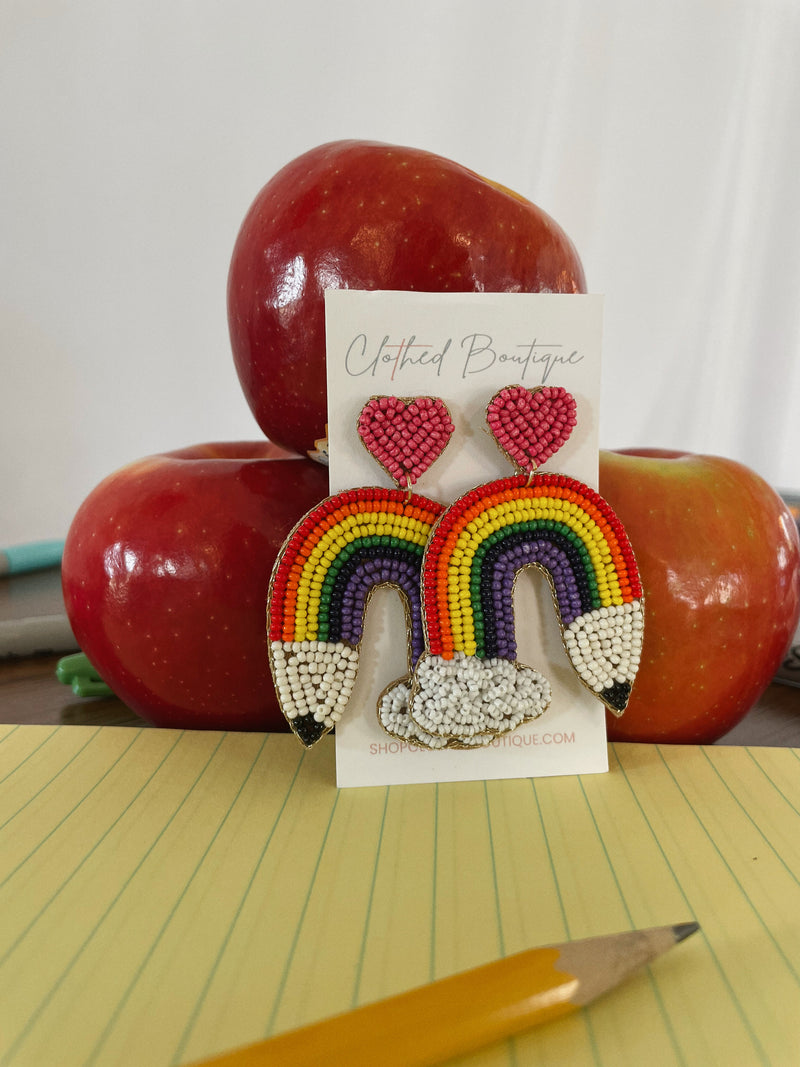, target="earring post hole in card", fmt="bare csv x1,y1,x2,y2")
323,290,615,788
